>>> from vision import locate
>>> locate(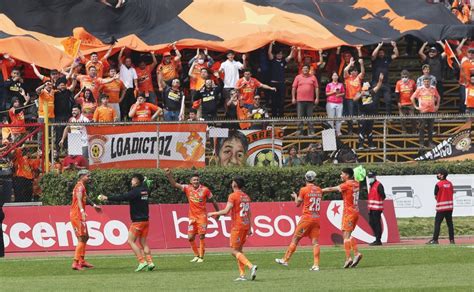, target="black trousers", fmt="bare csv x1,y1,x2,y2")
119,88,135,120
13,177,33,202
269,81,285,117
0,207,4,257
369,210,383,242
433,210,454,241
358,119,374,144
419,117,434,146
